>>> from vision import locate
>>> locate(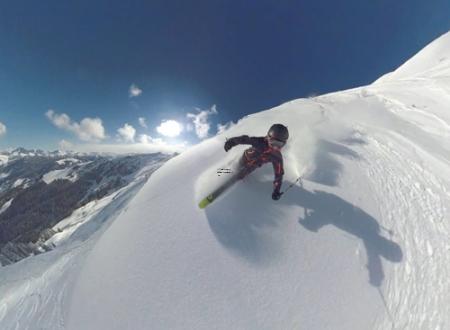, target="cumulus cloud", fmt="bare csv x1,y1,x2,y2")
117,123,136,143
138,134,165,145
138,134,151,144
129,84,143,98
58,139,74,151
186,105,218,139
217,121,235,134
67,139,188,155
138,117,147,128
0,121,6,137
186,123,194,132
56,132,188,155
156,120,183,138
46,110,106,142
